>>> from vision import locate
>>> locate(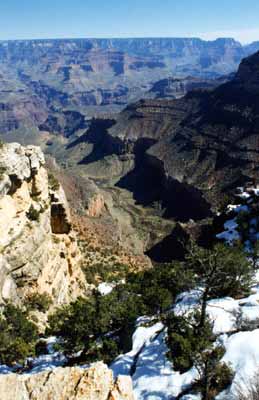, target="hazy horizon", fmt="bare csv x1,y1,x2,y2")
0,1,259,44
0,35,257,46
